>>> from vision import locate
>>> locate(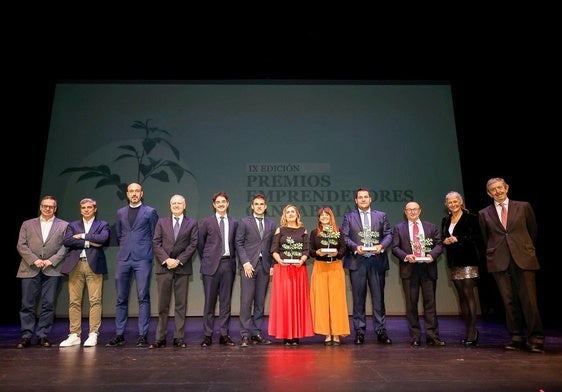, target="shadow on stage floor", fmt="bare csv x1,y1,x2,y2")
1,316,561,392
